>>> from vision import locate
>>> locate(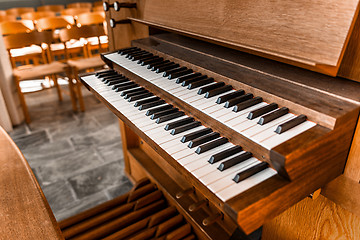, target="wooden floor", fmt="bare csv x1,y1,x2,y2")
8,86,132,221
